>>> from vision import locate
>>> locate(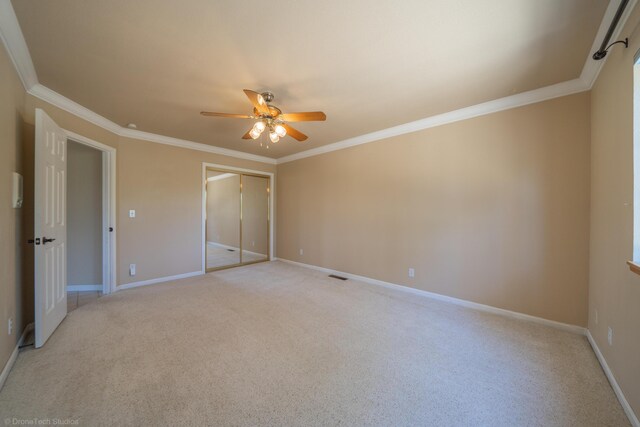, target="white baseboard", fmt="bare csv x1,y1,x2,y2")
67,284,102,292
0,322,34,392
117,271,203,291
275,258,586,335
586,331,639,427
